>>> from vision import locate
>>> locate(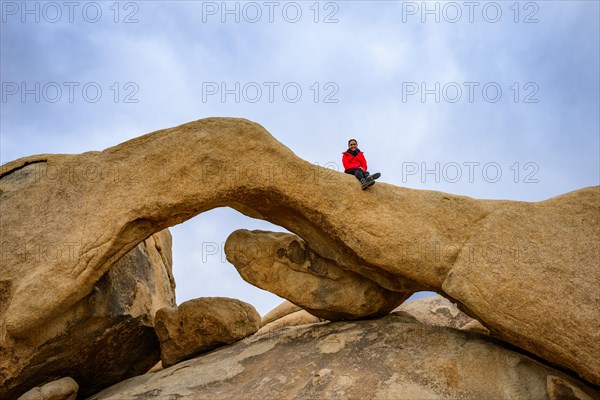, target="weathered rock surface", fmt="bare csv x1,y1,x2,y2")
0,230,175,399
17,377,78,400
1,118,598,384
261,300,301,326
459,319,490,335
154,297,261,368
257,310,325,335
547,375,595,400
146,362,163,374
395,295,489,334
226,230,411,320
89,315,599,400
258,295,489,337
